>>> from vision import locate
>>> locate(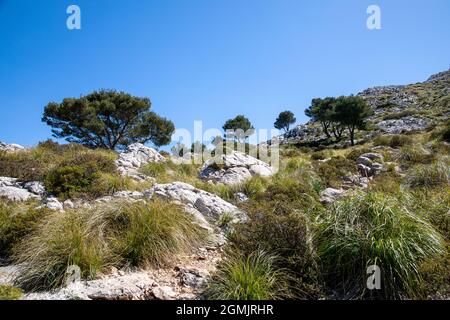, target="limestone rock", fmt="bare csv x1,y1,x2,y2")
320,188,345,205
0,142,25,152
116,143,166,181
200,152,274,185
